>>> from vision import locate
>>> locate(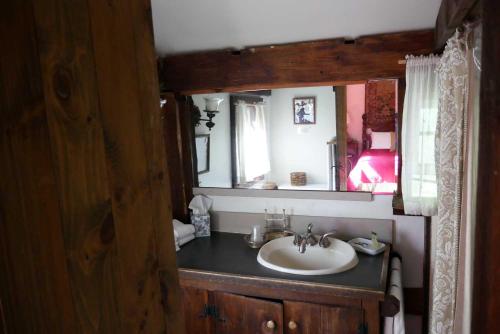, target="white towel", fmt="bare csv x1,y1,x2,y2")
173,219,195,240
175,233,195,252
384,257,405,334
